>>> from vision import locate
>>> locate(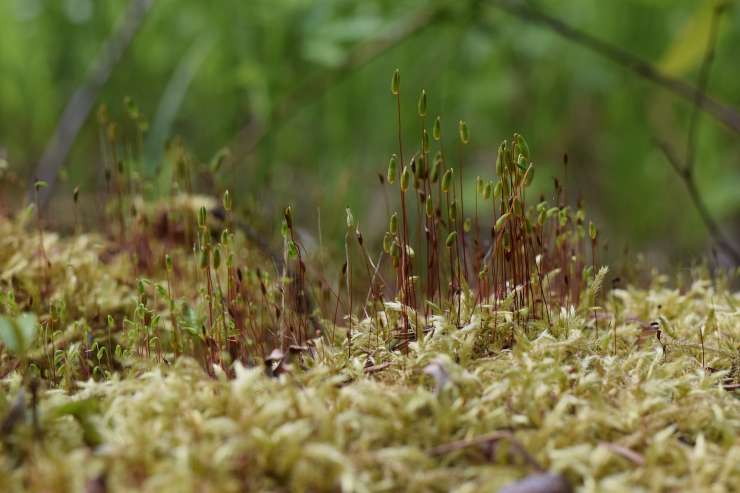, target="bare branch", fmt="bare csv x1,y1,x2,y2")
650,5,739,264
487,0,740,134
653,138,686,177
655,138,740,264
